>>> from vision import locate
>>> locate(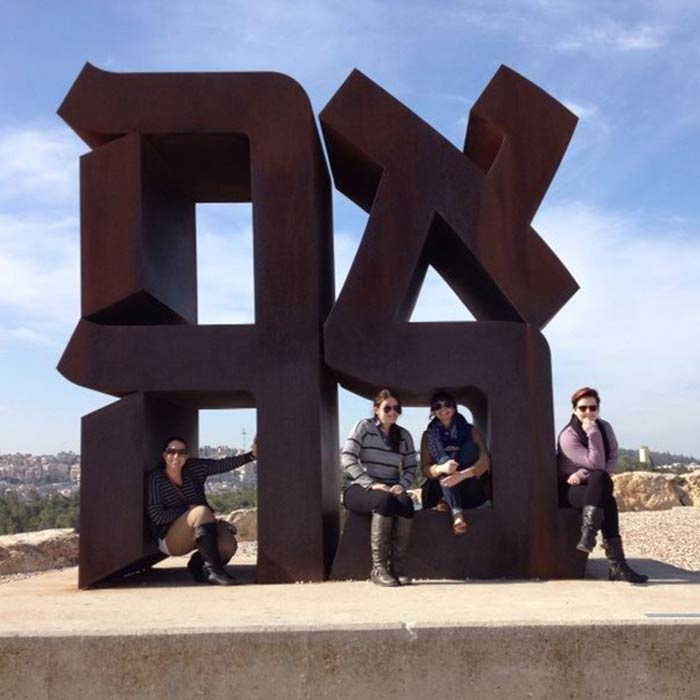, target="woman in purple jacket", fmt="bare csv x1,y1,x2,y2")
557,387,647,583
